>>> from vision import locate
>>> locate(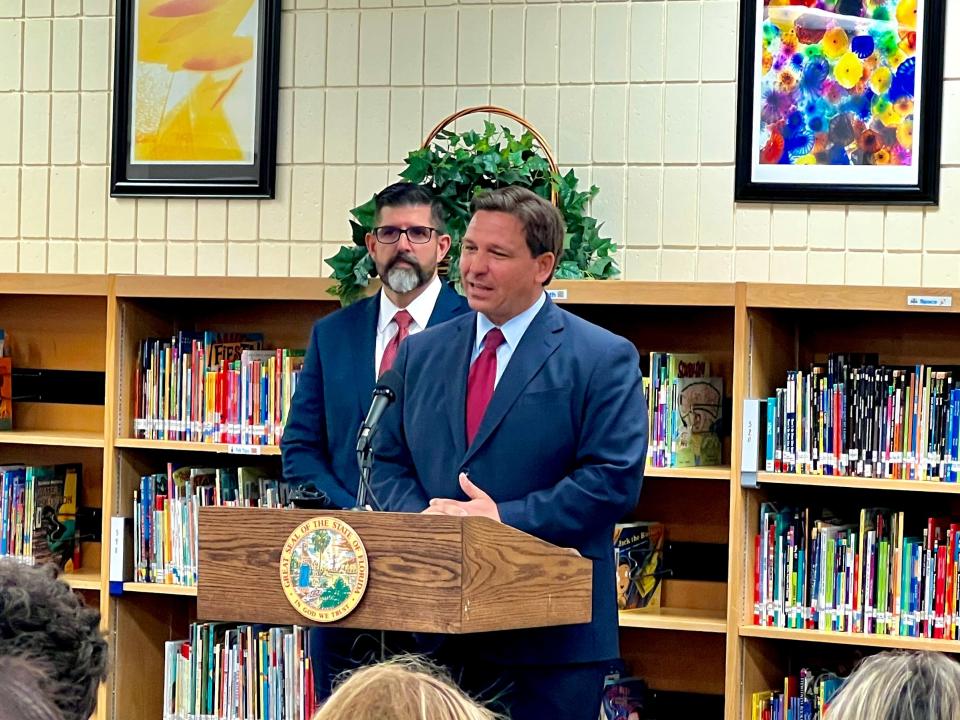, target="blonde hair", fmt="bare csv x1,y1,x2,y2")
312,656,501,720
826,651,960,720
